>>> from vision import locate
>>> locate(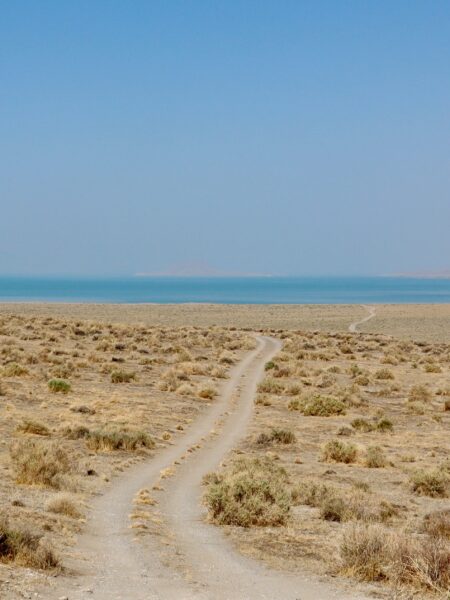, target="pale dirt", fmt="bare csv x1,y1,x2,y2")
348,305,376,332
41,336,371,600
2,302,449,342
